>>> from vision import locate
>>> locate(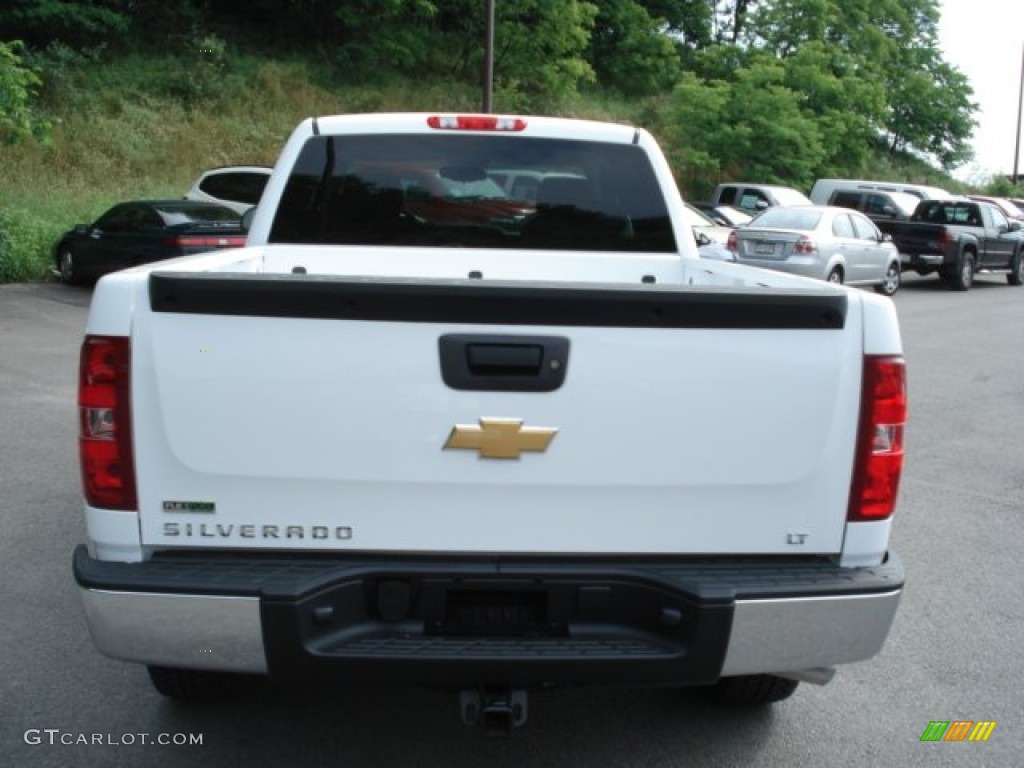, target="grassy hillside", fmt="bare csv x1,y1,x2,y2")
0,47,966,283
